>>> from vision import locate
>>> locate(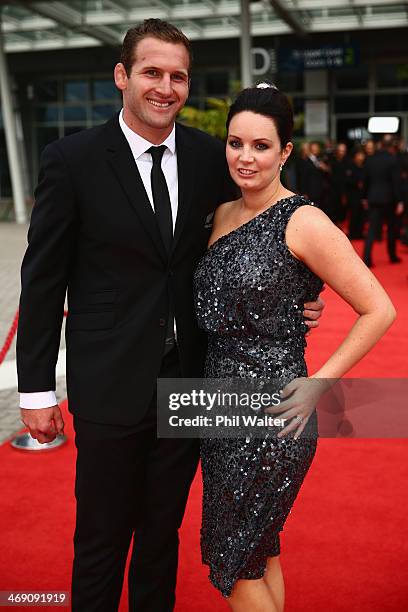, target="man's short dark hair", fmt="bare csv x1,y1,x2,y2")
120,19,192,77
